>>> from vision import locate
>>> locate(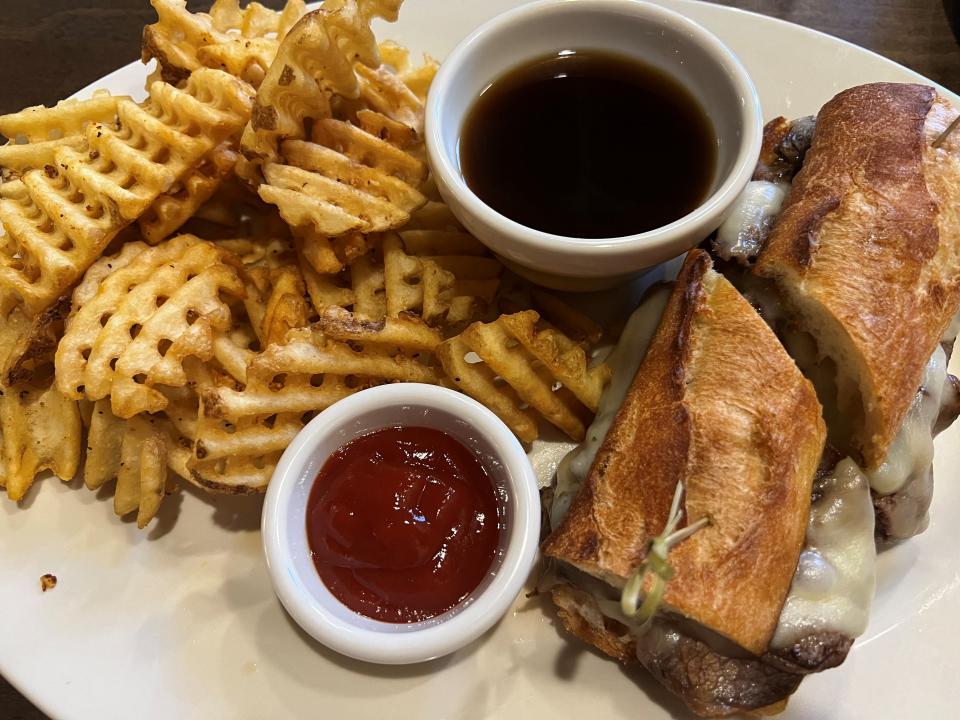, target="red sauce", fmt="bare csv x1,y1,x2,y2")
306,426,501,623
